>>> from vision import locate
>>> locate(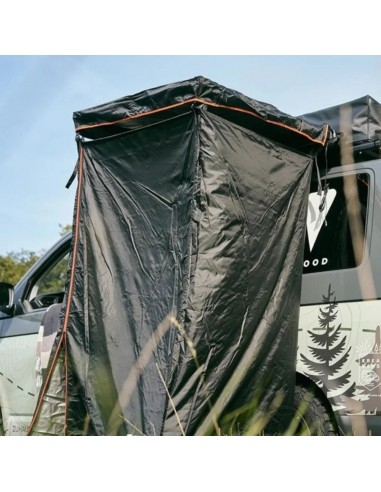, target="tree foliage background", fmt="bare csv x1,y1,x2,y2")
0,224,71,286
0,250,39,285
